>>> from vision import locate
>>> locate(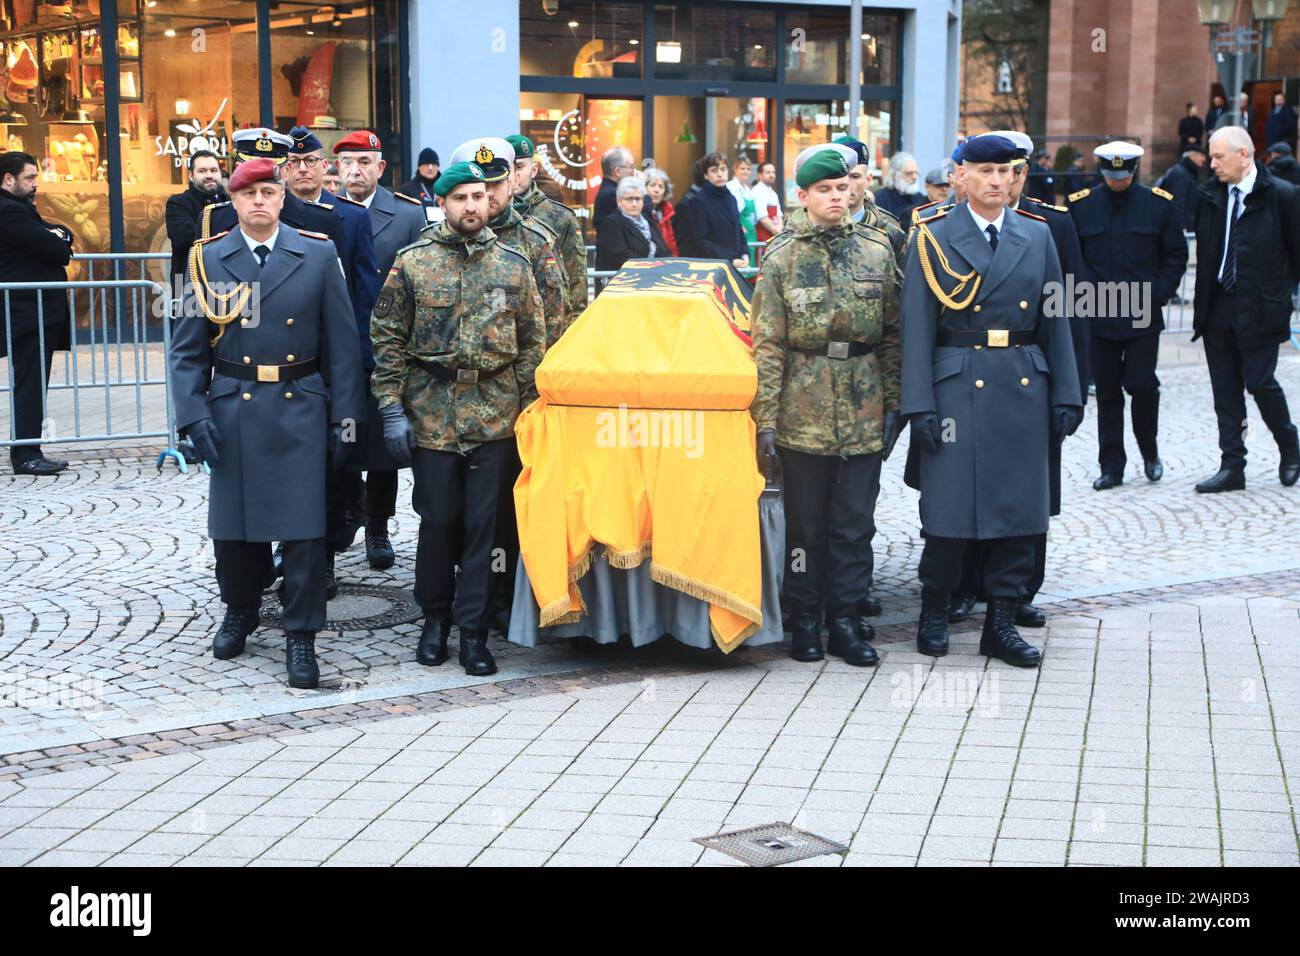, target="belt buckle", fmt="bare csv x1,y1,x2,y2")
826,341,850,359
456,368,479,385
257,364,280,382
987,330,1010,348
